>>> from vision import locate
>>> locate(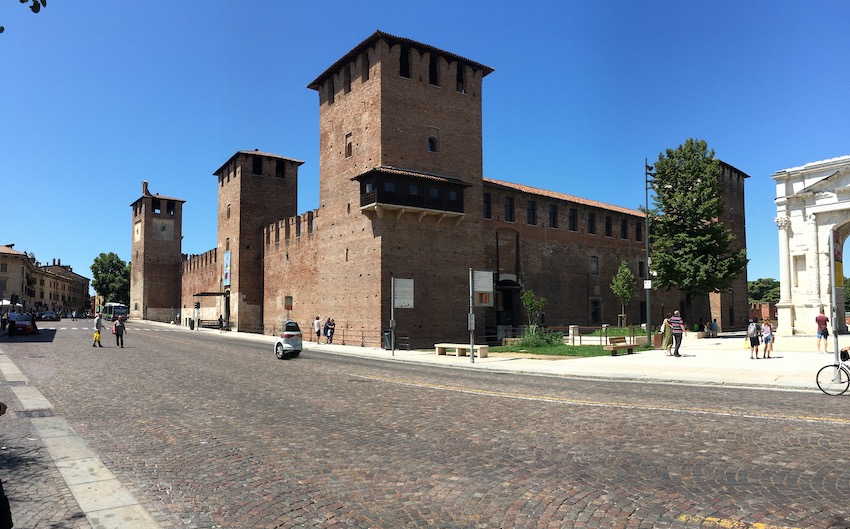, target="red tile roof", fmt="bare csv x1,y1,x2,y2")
484,179,643,217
